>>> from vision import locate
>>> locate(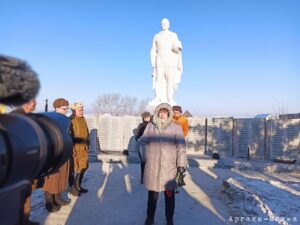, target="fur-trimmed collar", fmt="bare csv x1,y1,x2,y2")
153,103,173,132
